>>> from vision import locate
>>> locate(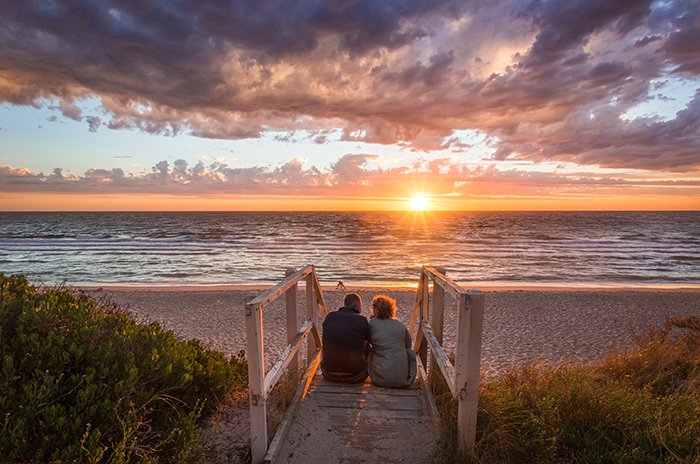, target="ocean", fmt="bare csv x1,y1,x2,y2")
0,211,698,287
